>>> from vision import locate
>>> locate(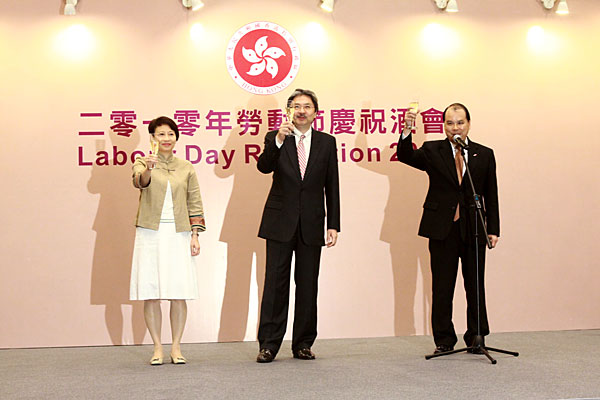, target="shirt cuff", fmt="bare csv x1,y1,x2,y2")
275,136,284,147
401,128,413,140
